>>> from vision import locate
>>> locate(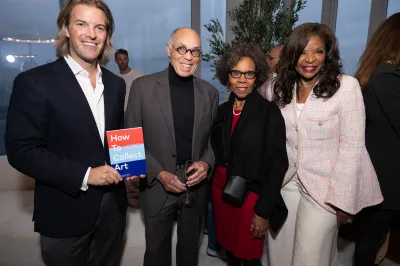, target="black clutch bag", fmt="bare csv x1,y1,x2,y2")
222,175,250,207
